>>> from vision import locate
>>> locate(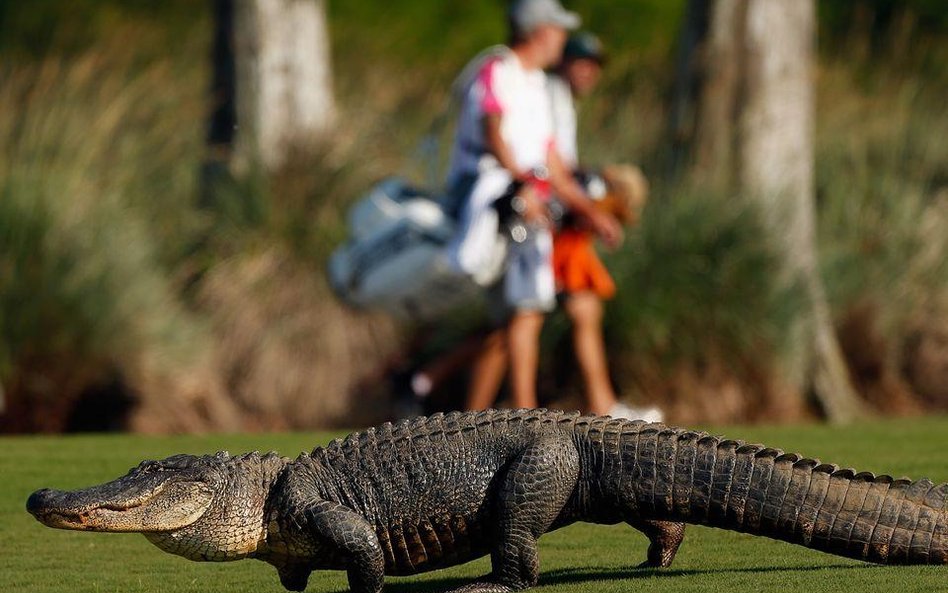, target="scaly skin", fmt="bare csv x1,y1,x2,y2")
27,409,948,593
